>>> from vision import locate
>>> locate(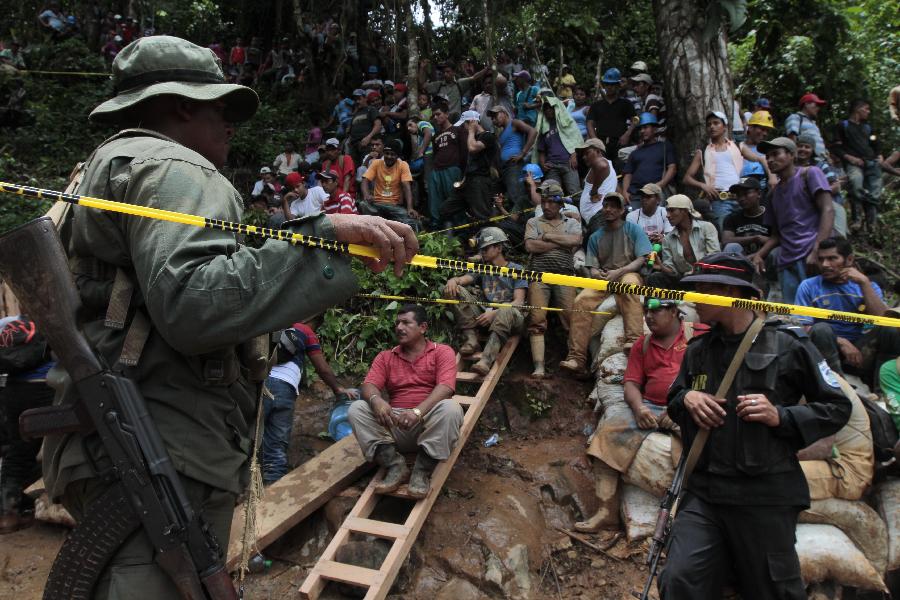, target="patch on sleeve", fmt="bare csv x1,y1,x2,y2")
817,360,840,389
